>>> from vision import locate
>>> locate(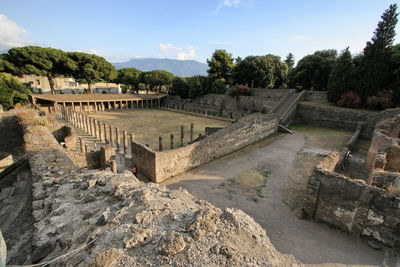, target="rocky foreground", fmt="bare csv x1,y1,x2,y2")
16,109,302,266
